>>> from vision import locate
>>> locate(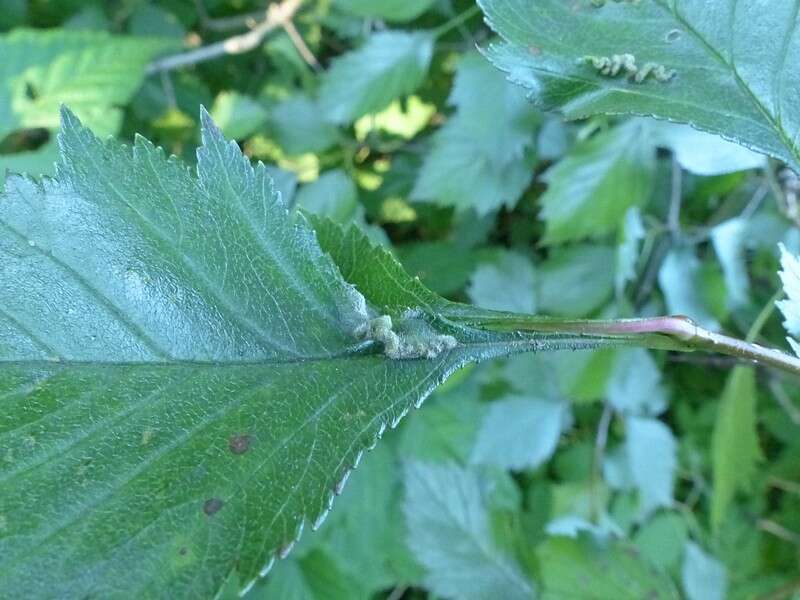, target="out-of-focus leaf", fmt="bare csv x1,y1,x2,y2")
270,95,339,155
607,349,666,416
537,244,615,317
471,395,569,471
652,123,766,175
254,549,368,600
616,207,645,296
633,512,688,572
320,31,433,124
536,534,680,599
711,366,762,530
334,0,437,22
539,121,654,244
777,243,800,355
403,462,535,600
128,4,186,39
0,29,173,180
412,53,540,214
711,218,751,310
658,244,720,330
295,169,360,223
468,251,537,314
398,240,477,296
681,542,728,600
210,91,268,140
0,29,173,140
626,417,676,516
479,0,800,172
